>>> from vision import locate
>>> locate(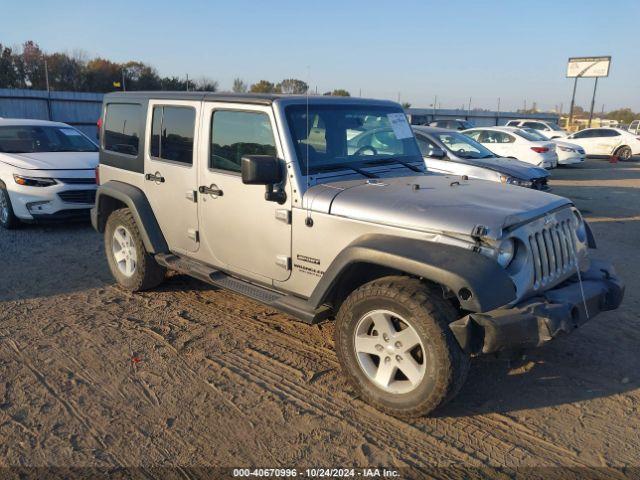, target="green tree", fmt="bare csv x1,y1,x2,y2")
401,102,411,109
19,41,47,89
606,108,637,125
193,76,218,92
250,80,279,93
330,89,350,97
0,44,22,88
277,78,308,94
232,78,247,93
